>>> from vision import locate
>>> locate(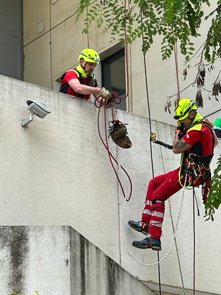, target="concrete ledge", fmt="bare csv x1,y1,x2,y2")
144,281,219,295
0,226,155,295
